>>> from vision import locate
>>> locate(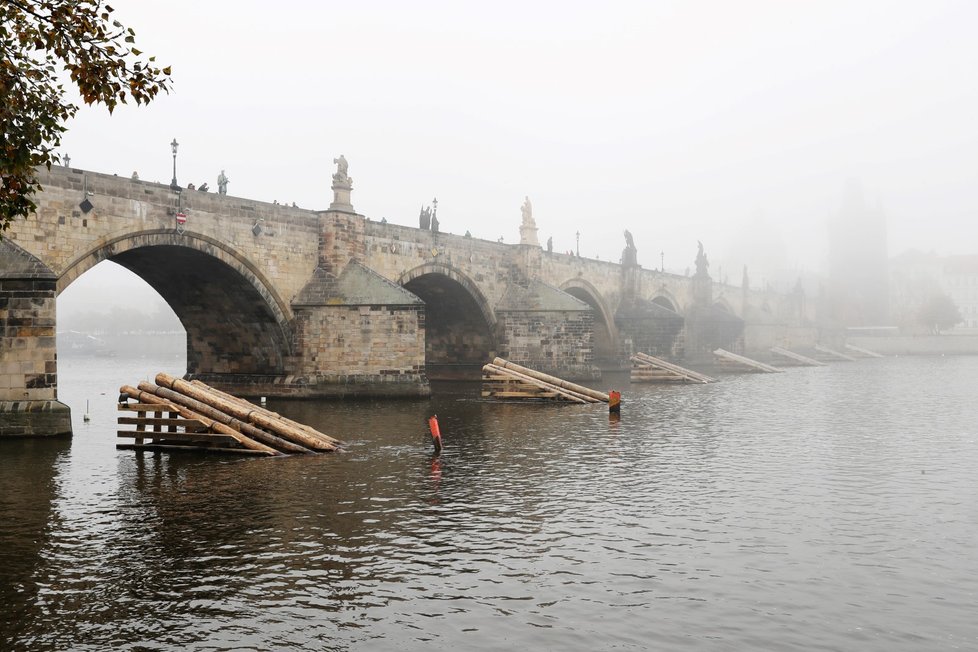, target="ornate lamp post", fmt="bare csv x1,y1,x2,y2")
169,138,180,190
575,230,580,257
